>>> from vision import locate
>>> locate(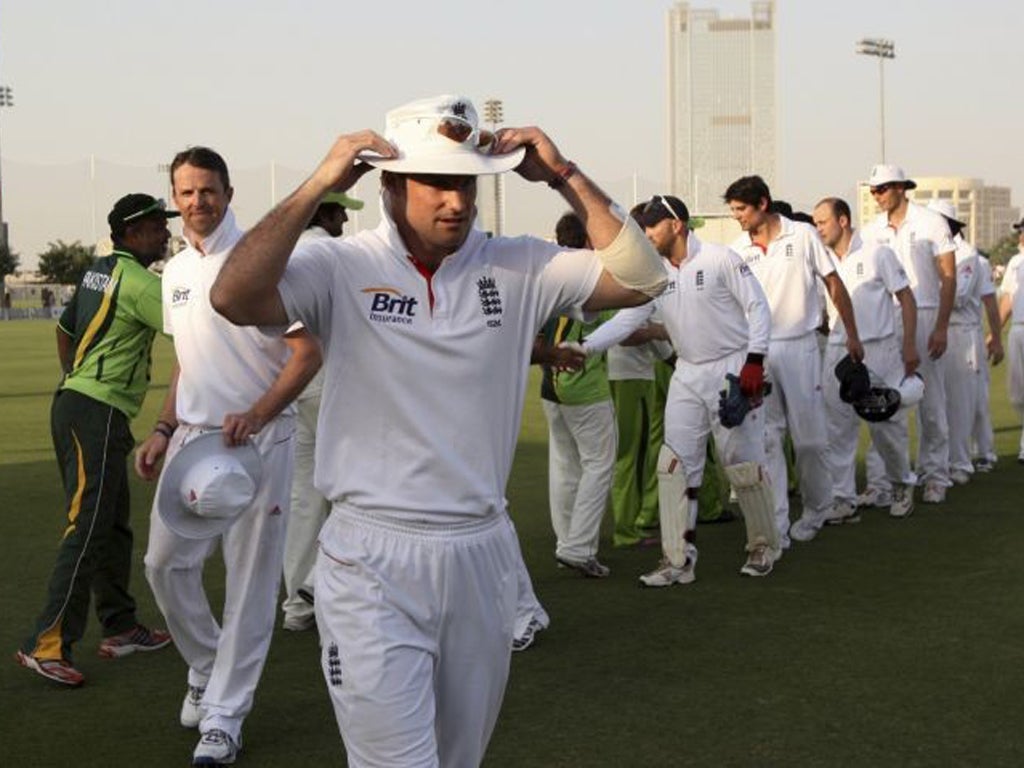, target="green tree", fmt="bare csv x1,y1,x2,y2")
981,232,1019,267
0,242,19,279
37,240,95,285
